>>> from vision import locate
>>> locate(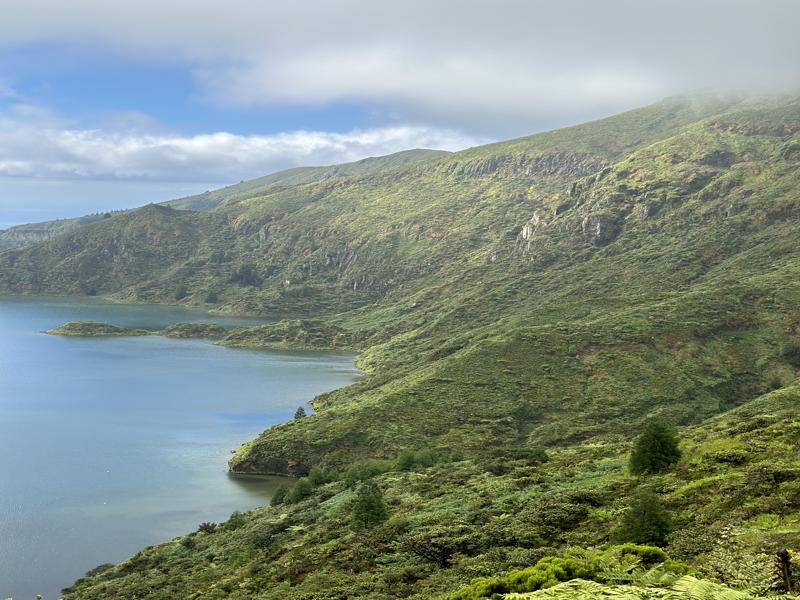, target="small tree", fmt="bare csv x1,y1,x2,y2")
617,489,671,547
351,481,388,528
629,419,681,474
294,406,307,420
